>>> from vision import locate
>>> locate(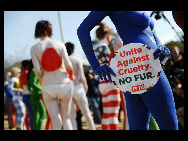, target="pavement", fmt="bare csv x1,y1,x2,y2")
4,111,124,130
